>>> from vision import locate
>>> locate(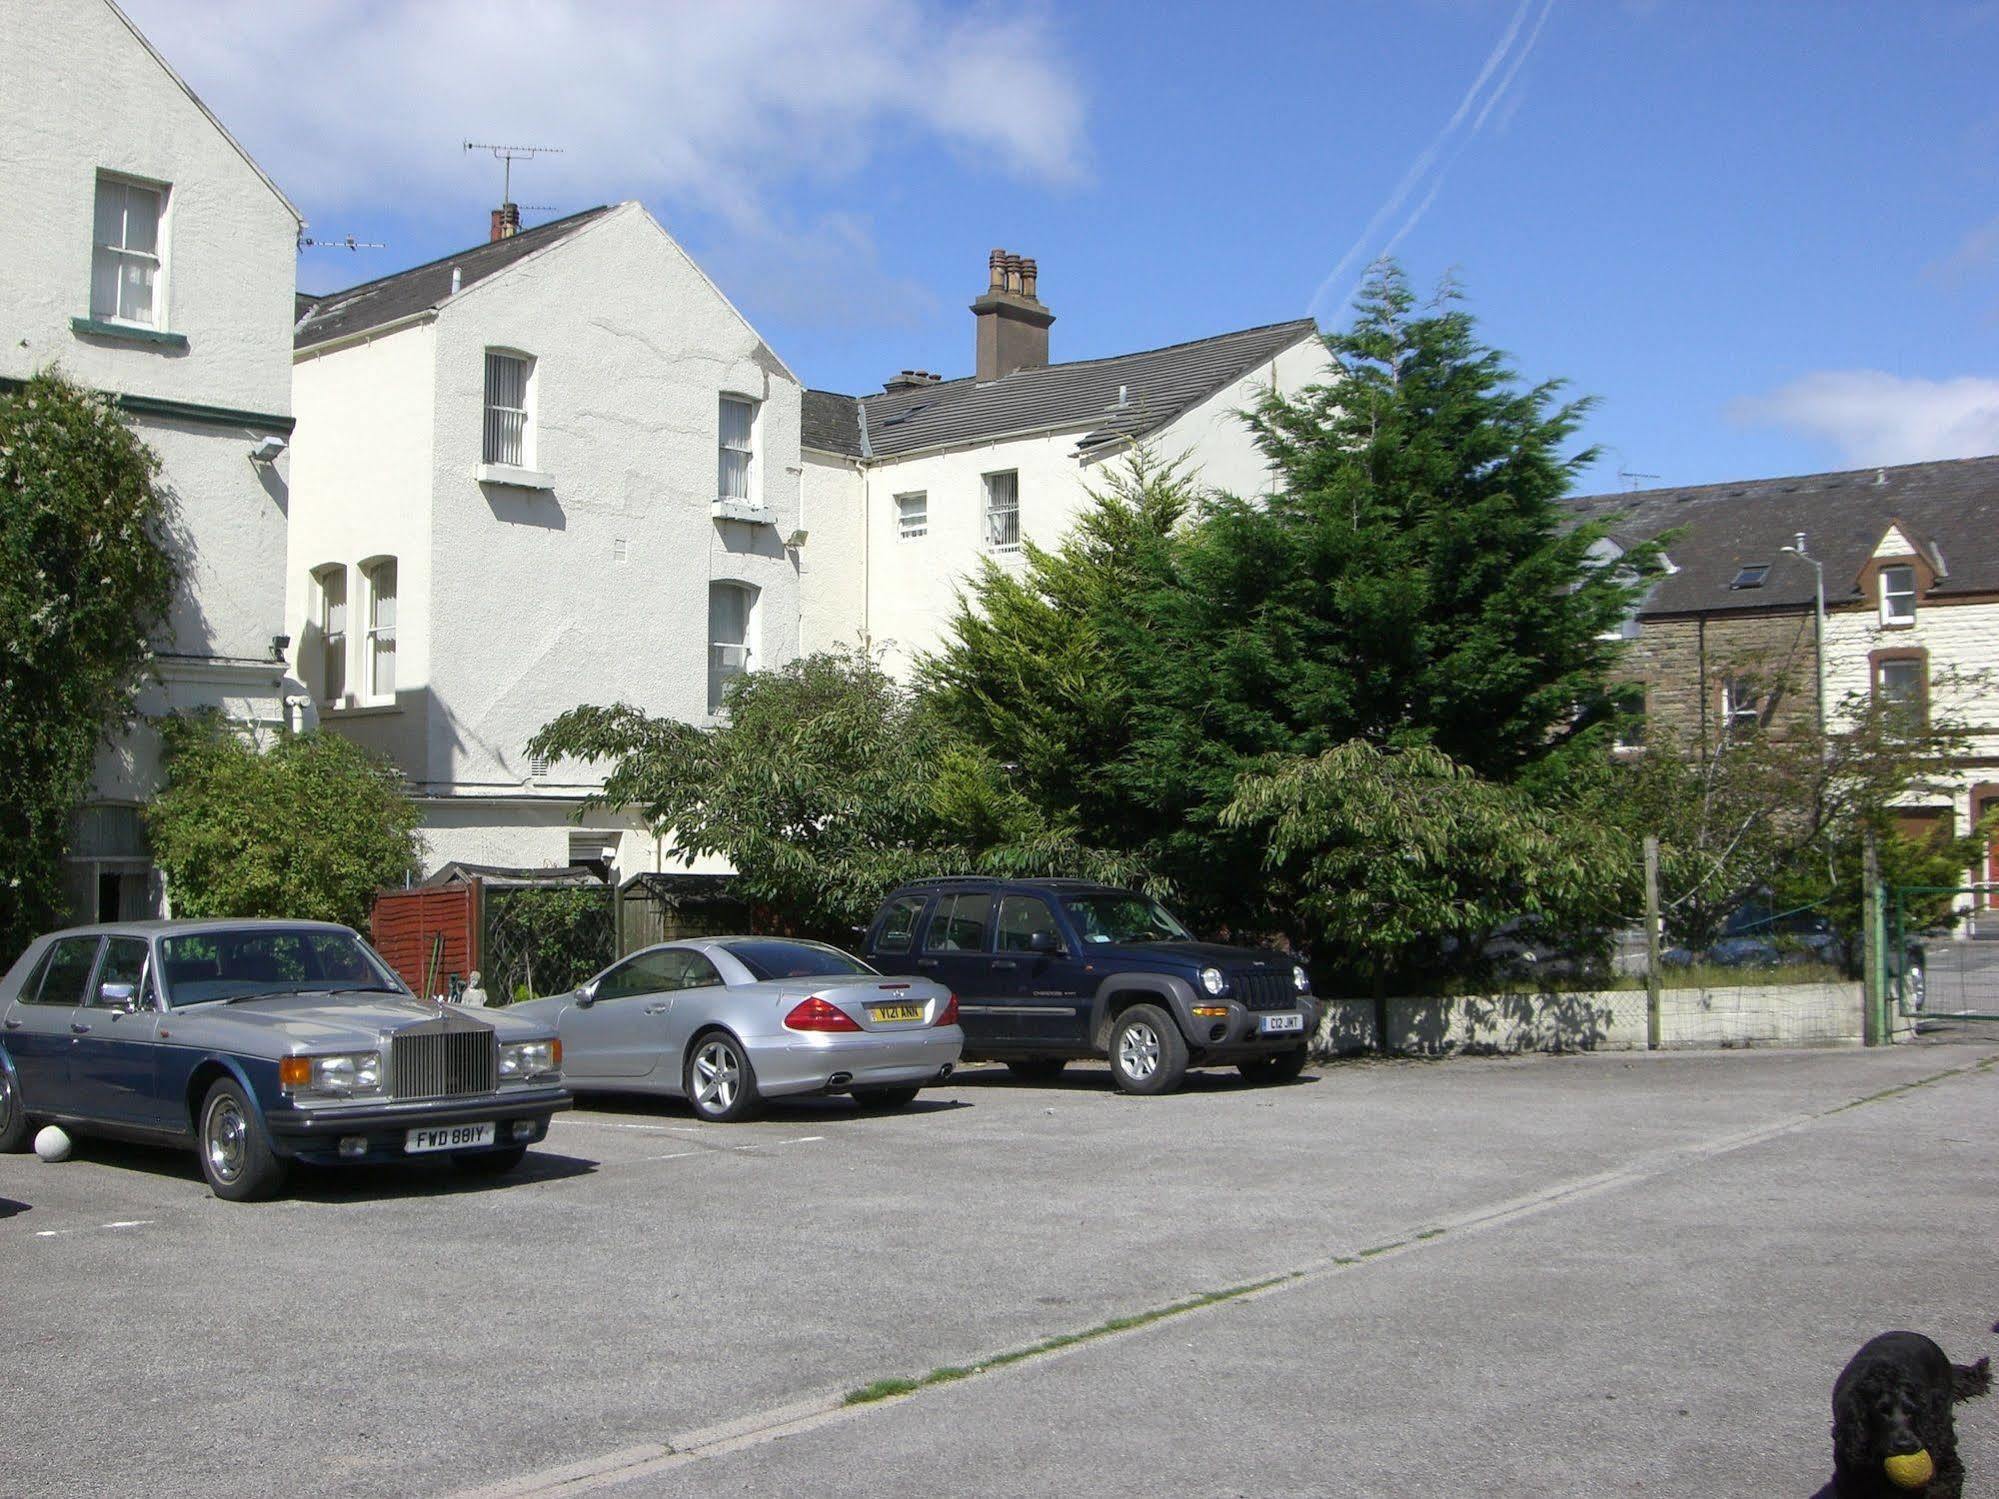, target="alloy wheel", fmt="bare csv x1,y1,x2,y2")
1117,1021,1161,1081
693,1039,741,1113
